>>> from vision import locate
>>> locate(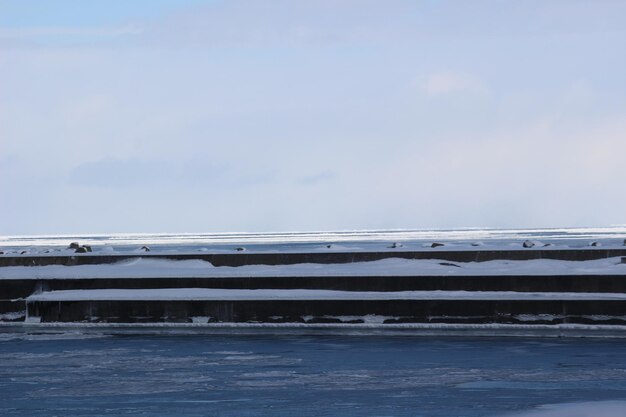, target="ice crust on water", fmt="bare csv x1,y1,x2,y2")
2,226,626,249
504,400,626,417
2,257,626,279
